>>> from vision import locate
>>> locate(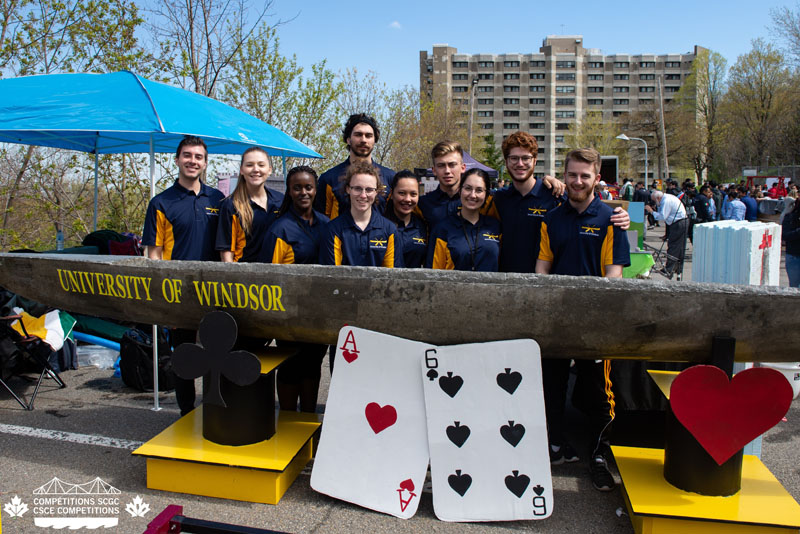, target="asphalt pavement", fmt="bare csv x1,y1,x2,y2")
0,225,798,533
